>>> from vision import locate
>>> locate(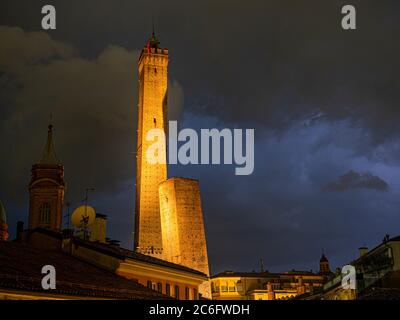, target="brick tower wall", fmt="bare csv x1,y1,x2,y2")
28,164,65,230
159,177,211,298
134,47,169,256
